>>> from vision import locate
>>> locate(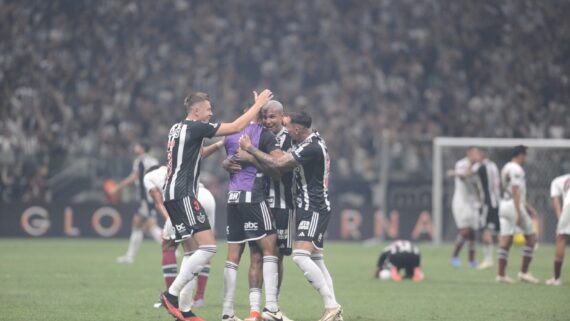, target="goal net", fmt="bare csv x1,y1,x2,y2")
432,137,570,244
